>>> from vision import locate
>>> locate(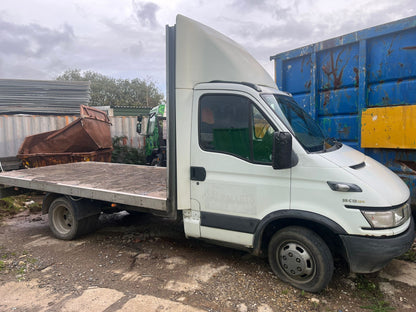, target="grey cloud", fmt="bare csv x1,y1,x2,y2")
124,41,144,56
133,1,160,29
230,0,269,10
228,16,314,45
229,0,301,16
0,16,74,57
